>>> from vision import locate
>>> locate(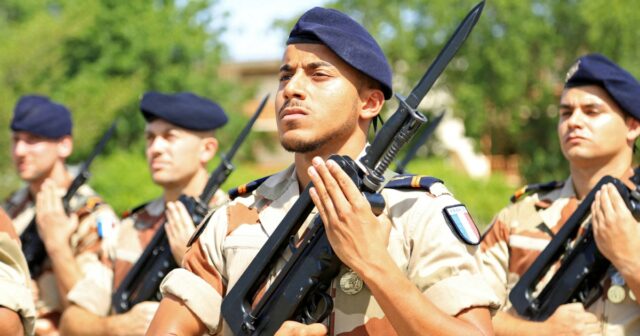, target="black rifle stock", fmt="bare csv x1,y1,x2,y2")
20,120,117,279
395,110,445,174
111,94,269,313
221,3,484,334
509,172,640,321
